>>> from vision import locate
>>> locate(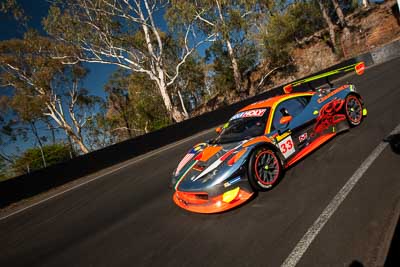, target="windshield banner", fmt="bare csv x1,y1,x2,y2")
230,109,266,121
